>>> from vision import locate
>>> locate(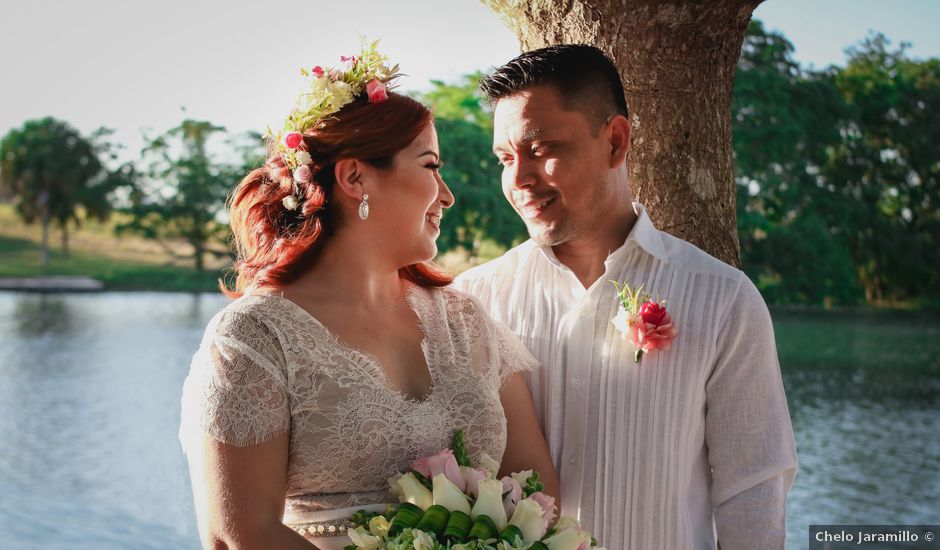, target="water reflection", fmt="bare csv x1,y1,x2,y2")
0,291,229,550
11,294,74,335
0,293,937,550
